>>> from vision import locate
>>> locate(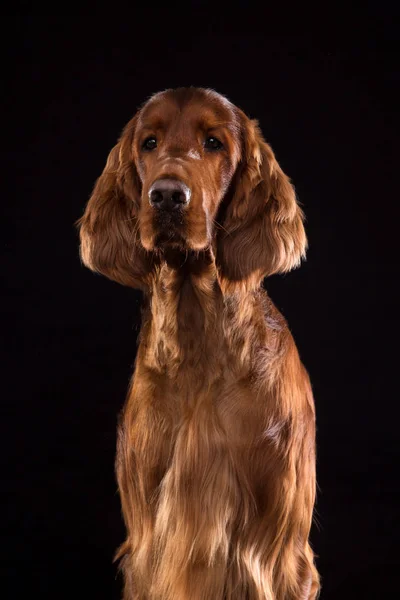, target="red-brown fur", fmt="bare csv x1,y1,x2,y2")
77,87,320,599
